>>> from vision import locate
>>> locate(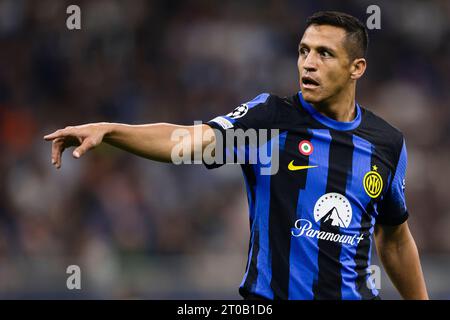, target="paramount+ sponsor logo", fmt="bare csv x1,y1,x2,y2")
291,192,364,246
